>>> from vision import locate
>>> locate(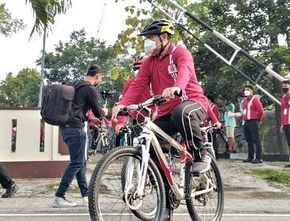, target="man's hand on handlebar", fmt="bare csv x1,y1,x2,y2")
161,87,181,101
112,104,125,120
213,121,222,129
